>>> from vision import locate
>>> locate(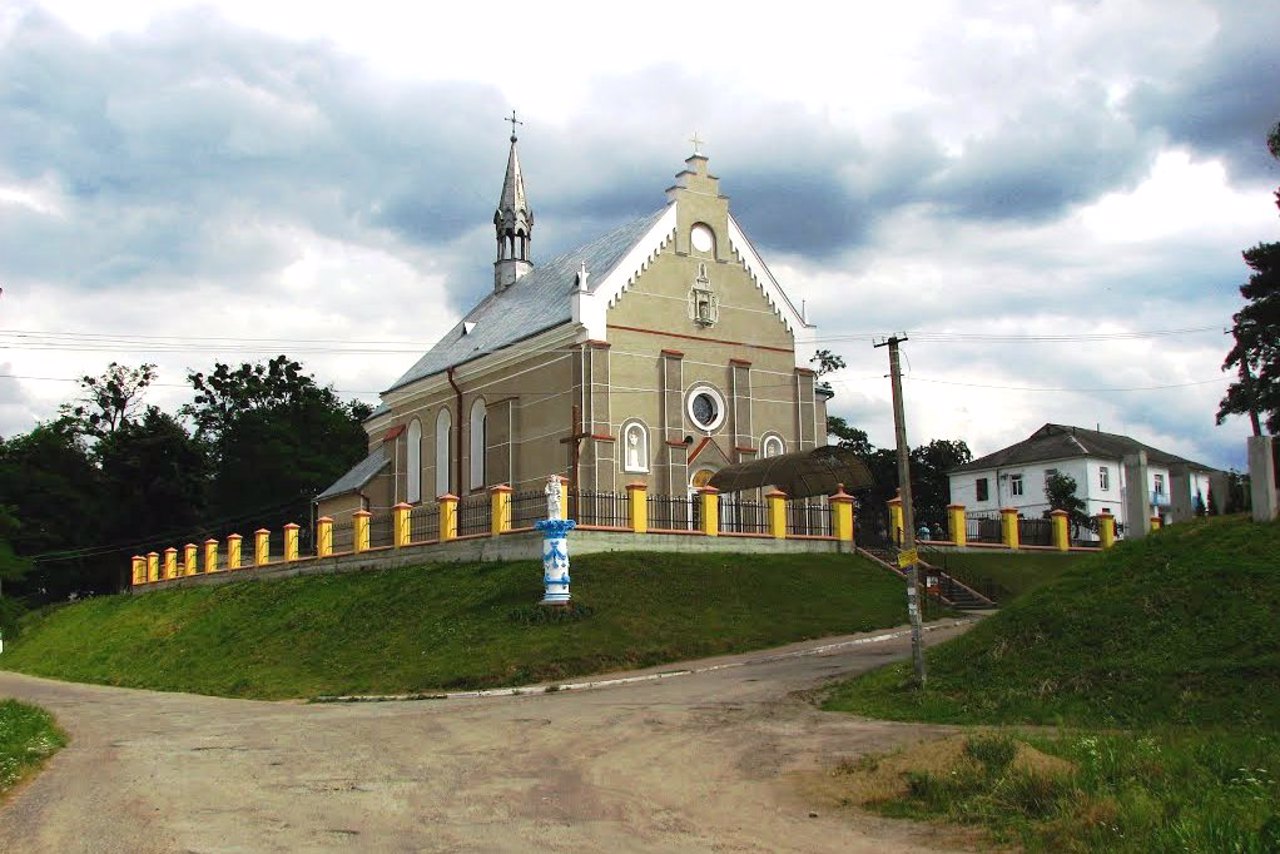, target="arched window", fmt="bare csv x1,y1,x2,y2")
469,398,487,490
621,420,649,473
435,408,452,497
762,434,785,458
406,419,422,503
